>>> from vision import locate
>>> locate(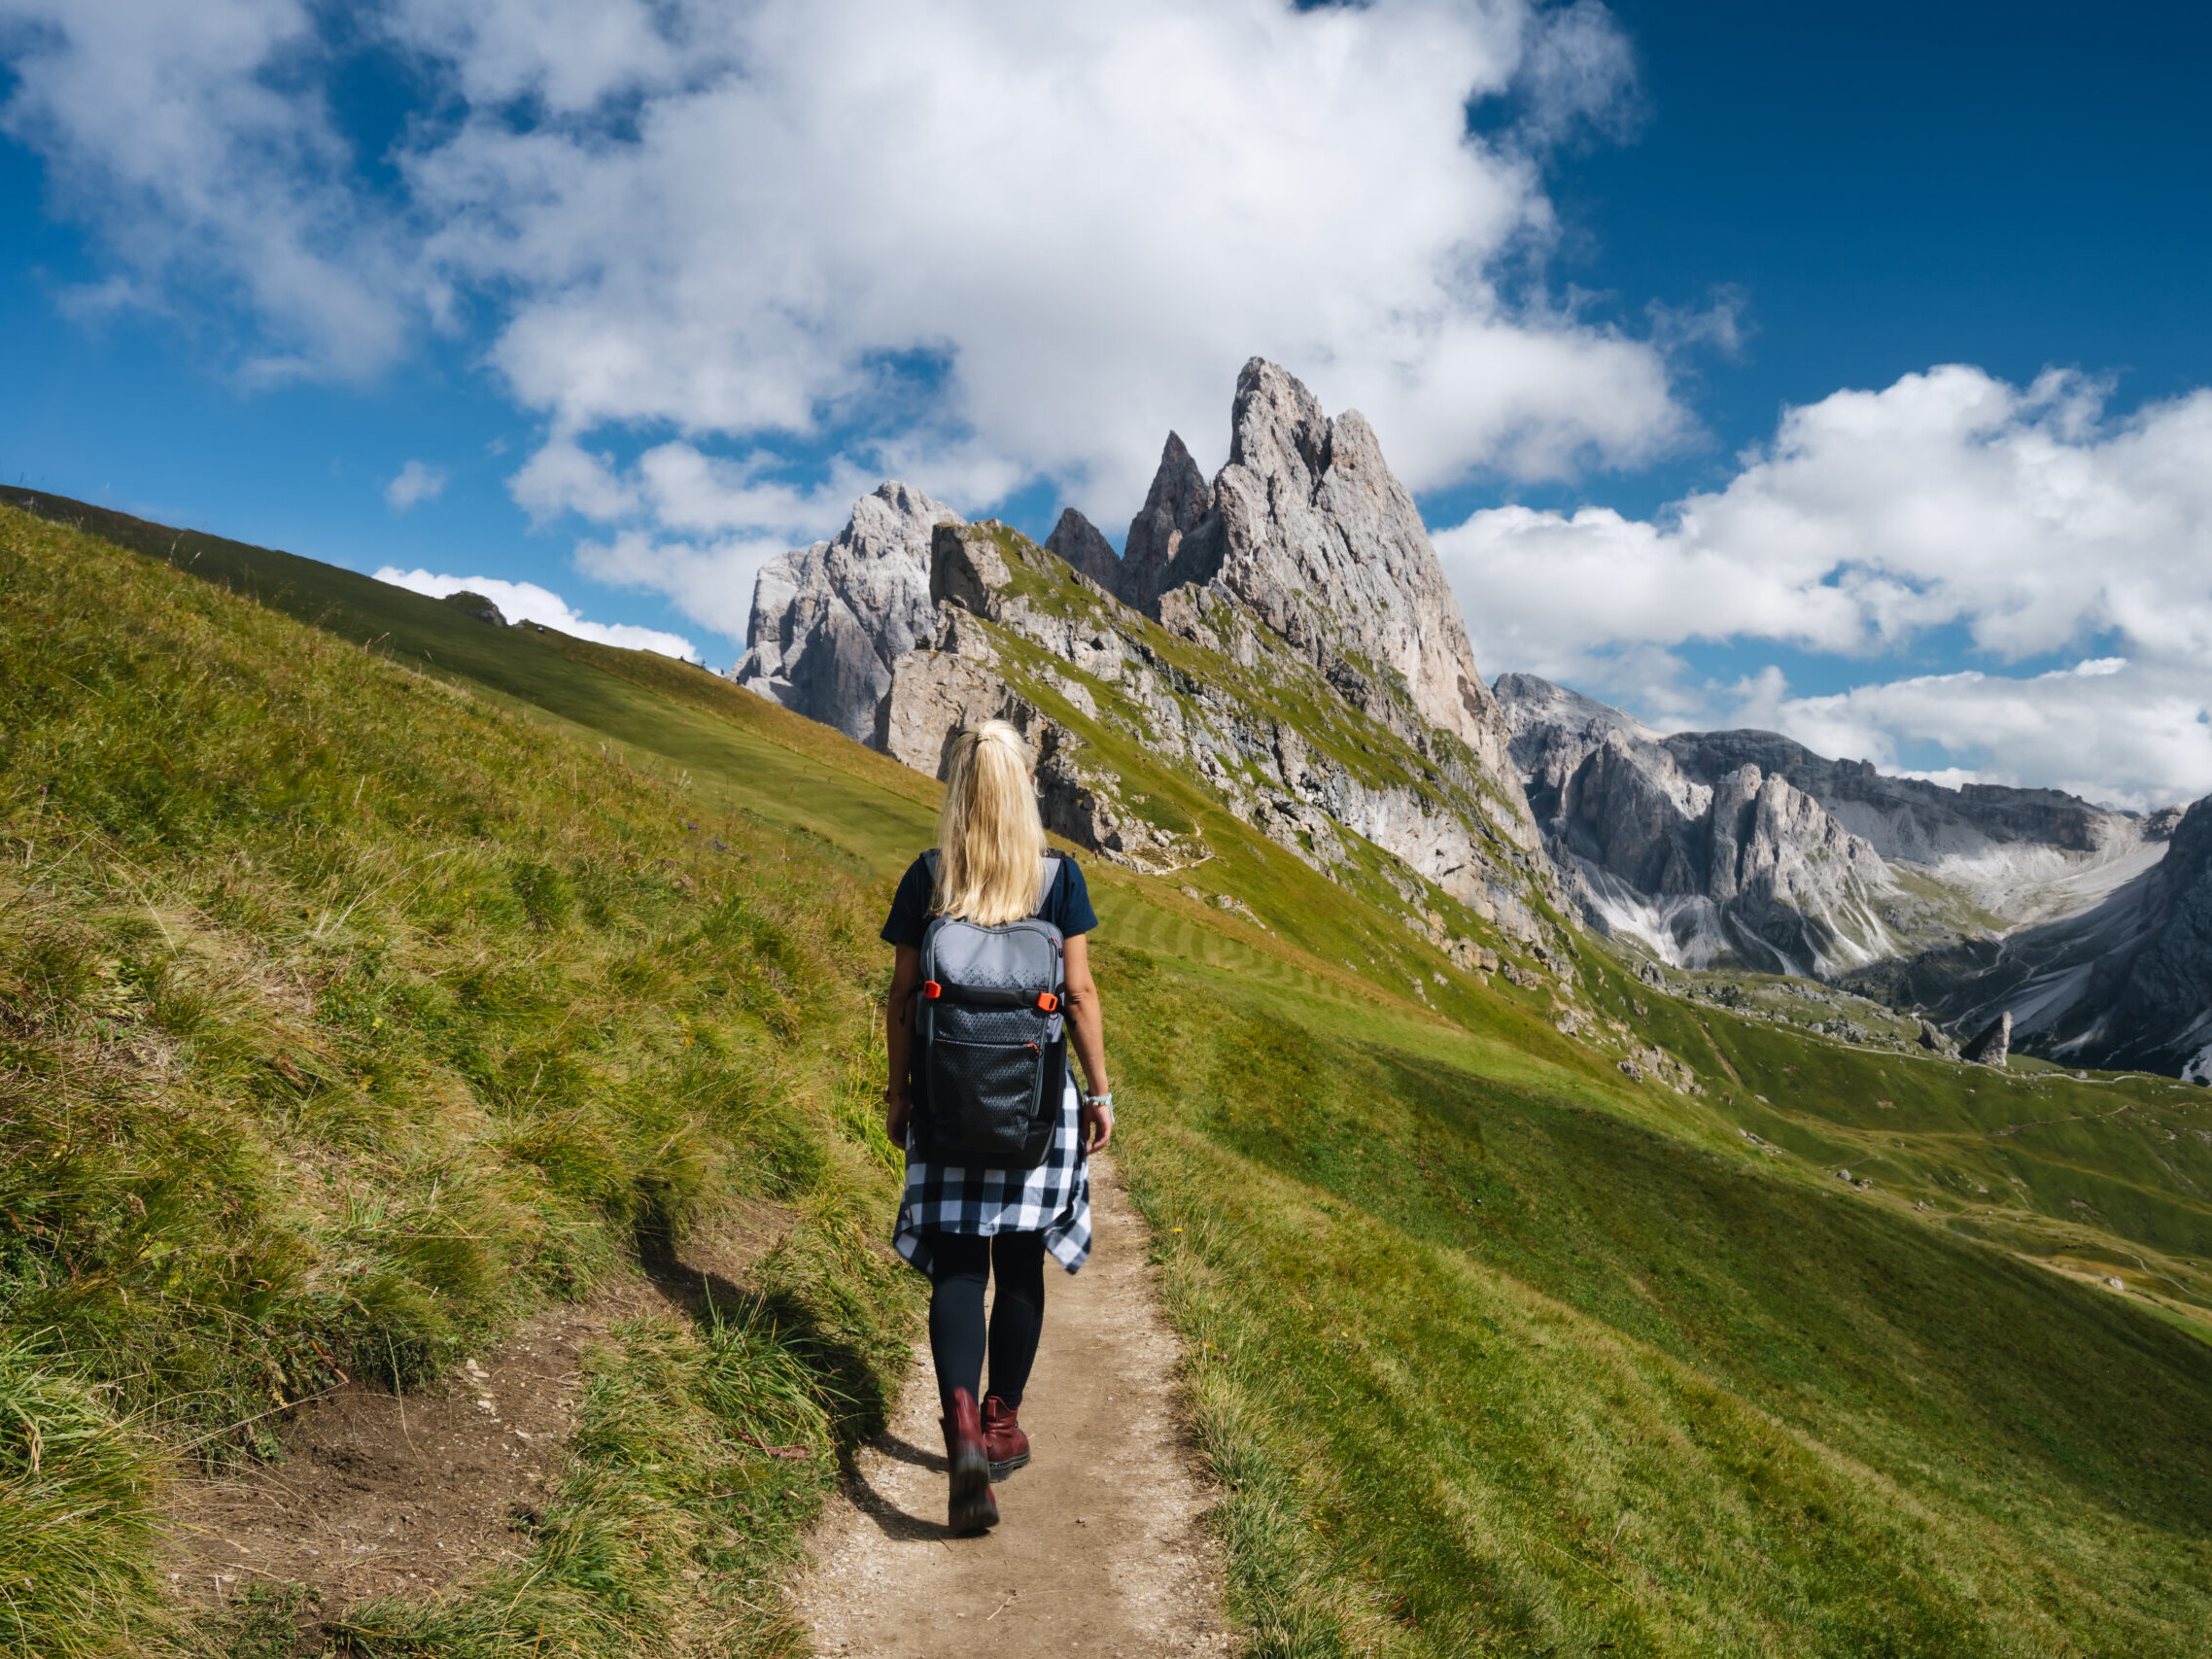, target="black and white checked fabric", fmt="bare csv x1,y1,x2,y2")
893,1078,1090,1276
